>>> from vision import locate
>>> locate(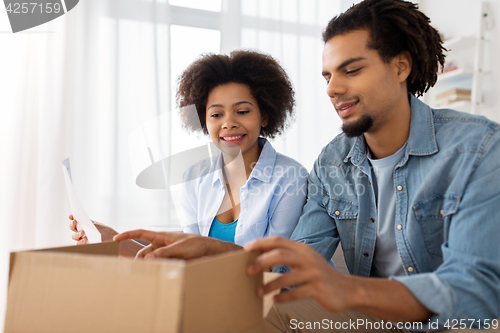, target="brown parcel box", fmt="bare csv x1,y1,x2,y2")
4,241,264,333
